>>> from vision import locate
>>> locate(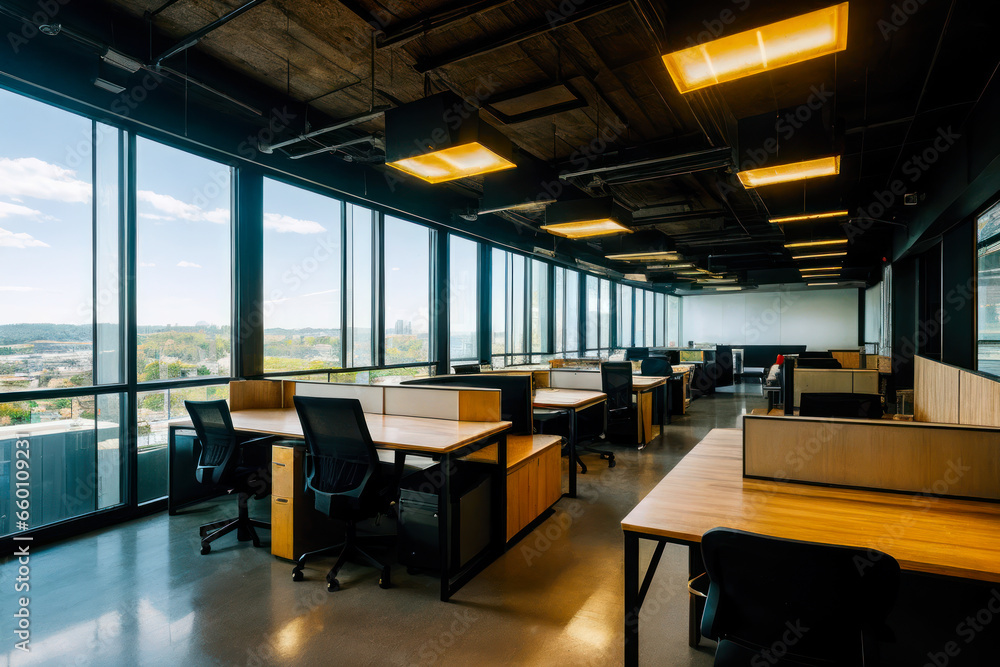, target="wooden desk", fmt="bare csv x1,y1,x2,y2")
533,388,607,498
621,428,1000,666
547,370,667,446
179,408,511,602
